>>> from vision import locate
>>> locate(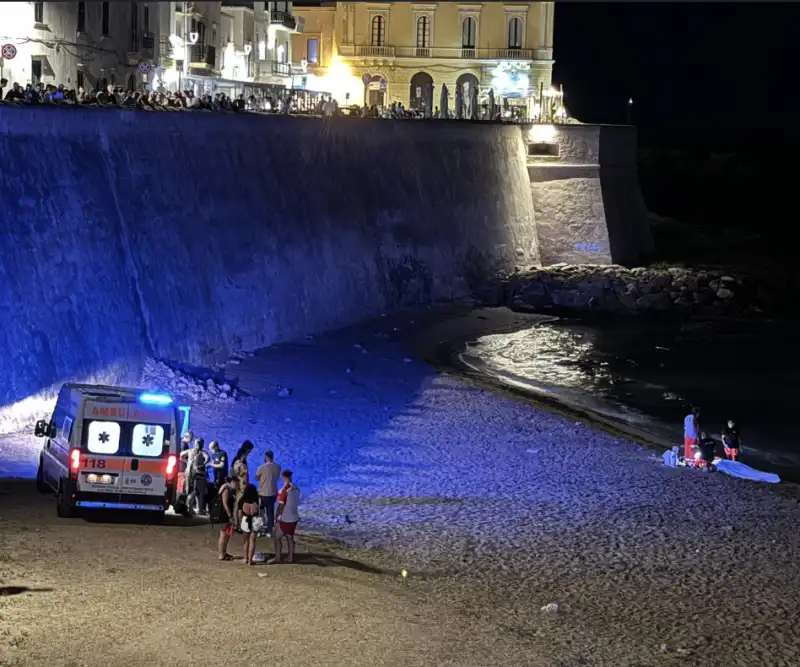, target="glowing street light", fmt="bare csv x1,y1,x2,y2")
627,97,634,125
